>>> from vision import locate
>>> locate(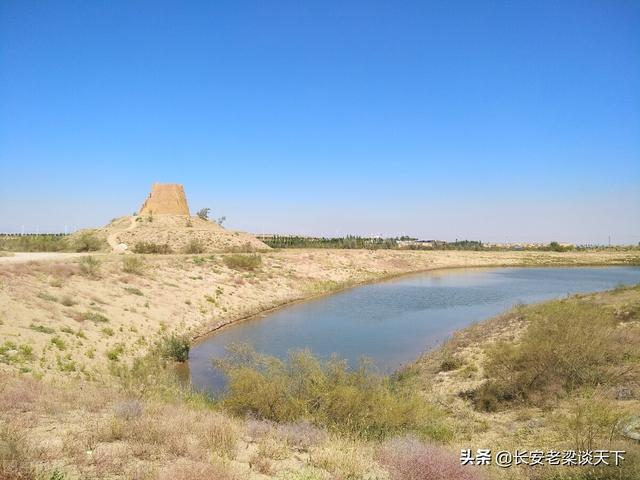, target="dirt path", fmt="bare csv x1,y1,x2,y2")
106,216,138,252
